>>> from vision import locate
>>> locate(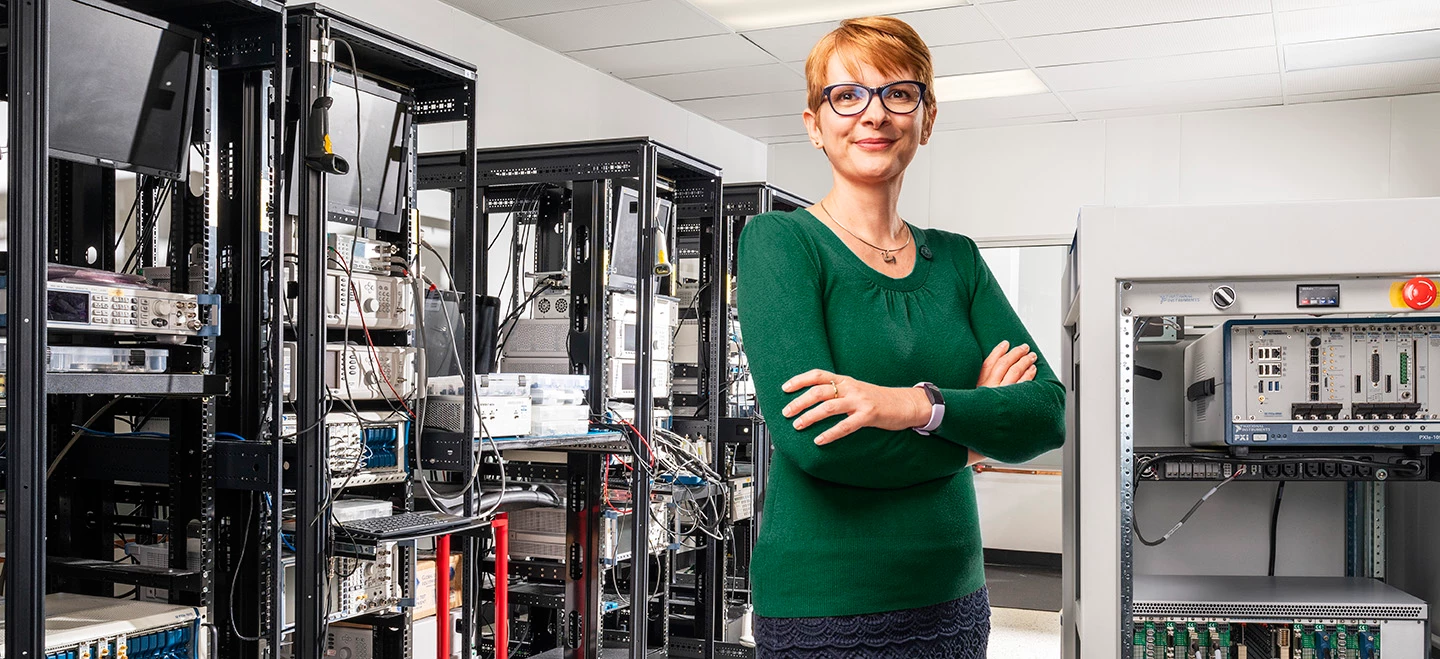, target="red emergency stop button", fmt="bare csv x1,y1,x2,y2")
1403,276,1437,310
